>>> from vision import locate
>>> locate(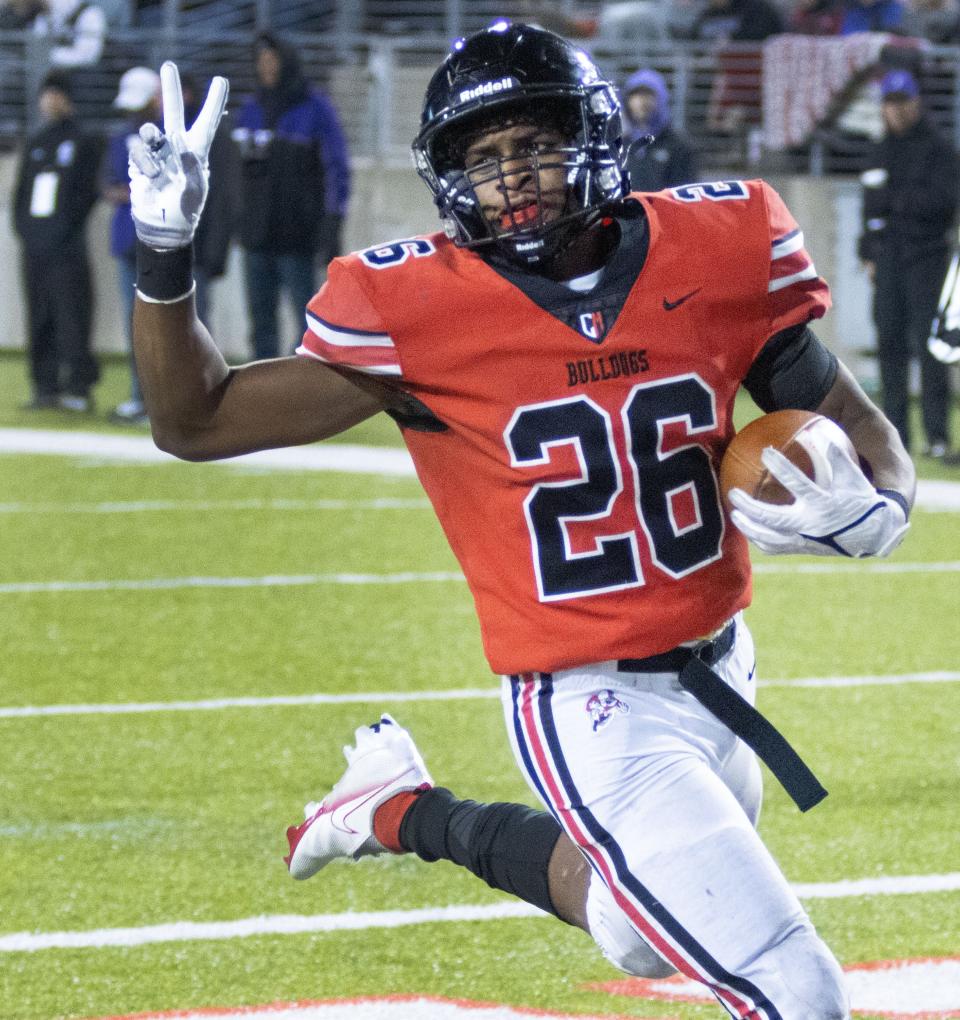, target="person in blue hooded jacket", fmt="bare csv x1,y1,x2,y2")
233,32,351,360
621,69,699,193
